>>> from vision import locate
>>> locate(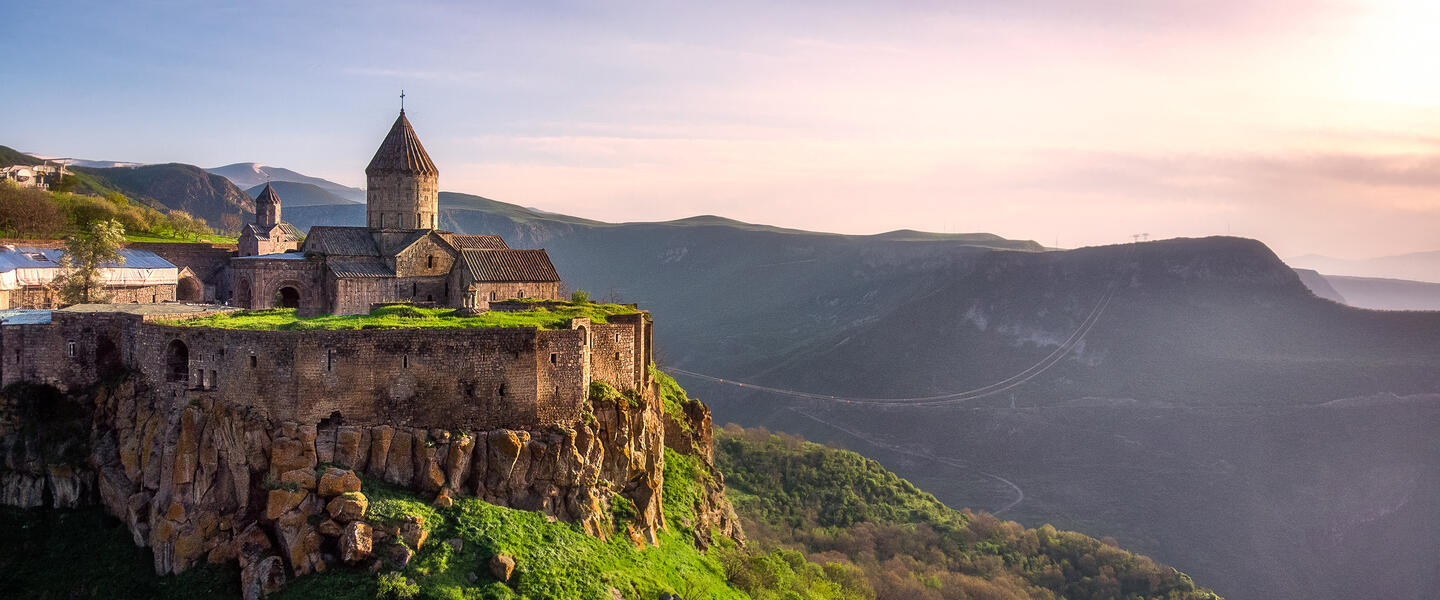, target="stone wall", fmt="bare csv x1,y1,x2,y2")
464,282,563,310
4,284,176,310
128,242,237,303
2,310,649,432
